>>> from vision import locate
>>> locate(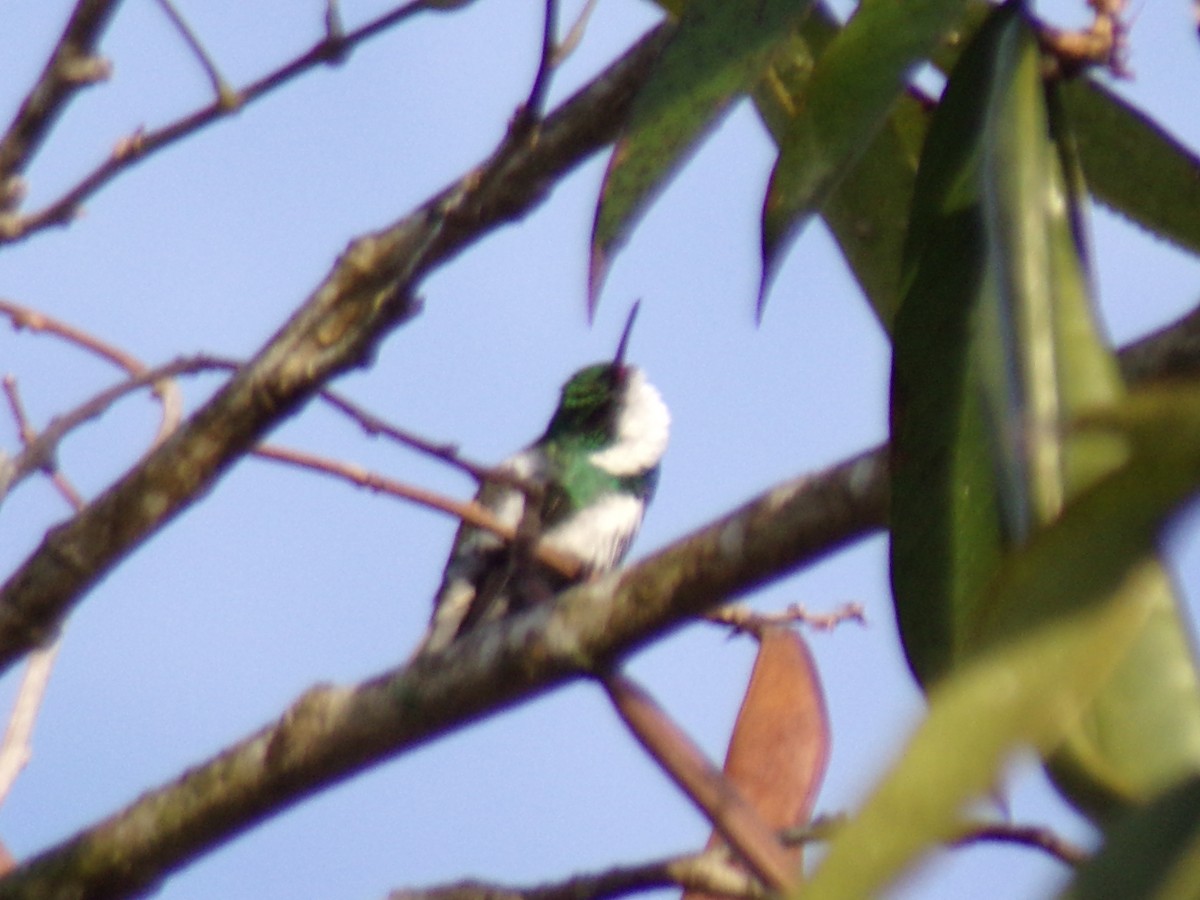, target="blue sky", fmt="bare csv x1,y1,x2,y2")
1,1,1199,897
